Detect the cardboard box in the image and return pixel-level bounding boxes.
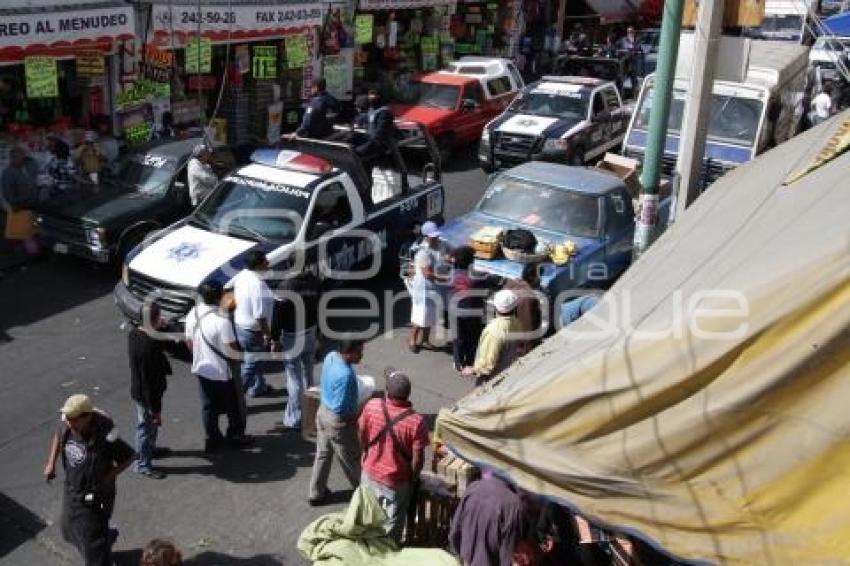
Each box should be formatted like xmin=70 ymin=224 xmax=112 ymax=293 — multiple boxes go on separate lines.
xmin=595 ymin=153 xmax=641 ymax=197
xmin=301 ymin=387 xmax=321 ymax=442
xmin=684 ymin=0 xmax=765 ymax=28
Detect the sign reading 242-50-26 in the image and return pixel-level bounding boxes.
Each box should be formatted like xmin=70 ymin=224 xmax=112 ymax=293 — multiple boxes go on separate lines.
xmin=152 ymin=4 xmax=322 ymax=36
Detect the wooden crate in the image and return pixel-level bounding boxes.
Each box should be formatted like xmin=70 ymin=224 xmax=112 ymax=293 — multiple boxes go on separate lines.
xmin=684 ymin=0 xmax=765 ymax=28
xmin=404 ymin=472 xmax=459 ymax=548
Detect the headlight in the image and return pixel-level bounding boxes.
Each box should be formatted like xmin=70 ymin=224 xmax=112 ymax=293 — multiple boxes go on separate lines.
xmin=543 ymin=138 xmax=570 ymax=151
xmin=121 ymin=263 xmax=130 ymax=286
xmin=87 ymin=227 xmax=107 ymax=248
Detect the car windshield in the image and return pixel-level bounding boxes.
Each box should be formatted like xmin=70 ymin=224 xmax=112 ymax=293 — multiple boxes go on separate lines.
xmin=414 ymin=83 xmax=460 ymax=110
xmin=508 ymin=90 xmax=589 ymax=120
xmin=477 ymin=175 xmax=601 ymax=238
xmin=634 ymin=86 xmax=763 ymax=147
xmin=194 ymin=176 xmax=311 ymax=243
xmin=110 ymin=155 xmax=176 ymax=195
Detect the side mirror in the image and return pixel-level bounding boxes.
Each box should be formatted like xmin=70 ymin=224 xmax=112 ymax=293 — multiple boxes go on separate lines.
xmin=462 ymin=99 xmax=479 ymax=112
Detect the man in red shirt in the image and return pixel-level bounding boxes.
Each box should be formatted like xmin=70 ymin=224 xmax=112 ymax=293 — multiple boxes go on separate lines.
xmin=358 ymin=368 xmax=430 ymax=543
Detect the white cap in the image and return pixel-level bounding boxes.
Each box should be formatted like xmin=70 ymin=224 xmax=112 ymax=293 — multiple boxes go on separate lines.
xmin=491 ymin=289 xmax=518 ymax=314
xmin=421 ymin=221 xmax=441 ymax=238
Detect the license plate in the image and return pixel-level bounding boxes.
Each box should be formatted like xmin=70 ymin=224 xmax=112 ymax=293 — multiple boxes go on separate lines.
xmin=53 ymin=242 xmax=68 ymax=254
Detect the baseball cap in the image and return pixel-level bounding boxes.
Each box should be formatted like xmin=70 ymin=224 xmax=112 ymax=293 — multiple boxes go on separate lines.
xmin=491 ymin=289 xmax=518 ymax=314
xmin=61 ymin=394 xmax=93 ymax=419
xmin=421 ymin=221 xmax=441 ymax=238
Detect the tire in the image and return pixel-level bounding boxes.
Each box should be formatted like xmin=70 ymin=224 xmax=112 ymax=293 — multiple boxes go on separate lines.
xmin=568 ymin=147 xmax=586 ymax=166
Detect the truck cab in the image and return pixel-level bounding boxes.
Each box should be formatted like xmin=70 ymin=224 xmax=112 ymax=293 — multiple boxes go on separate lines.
xmin=114 ymin=135 xmax=444 ymax=325
xmin=479 ymin=76 xmax=628 ymax=171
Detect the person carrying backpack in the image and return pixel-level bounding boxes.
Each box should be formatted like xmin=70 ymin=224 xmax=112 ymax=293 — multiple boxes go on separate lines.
xmin=358 ymin=368 xmax=430 ymax=543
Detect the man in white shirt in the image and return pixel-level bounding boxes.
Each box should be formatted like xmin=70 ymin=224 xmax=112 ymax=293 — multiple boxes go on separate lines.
xmin=231 ymin=250 xmax=274 ymax=397
xmin=812 ymin=88 xmax=834 ymax=126
xmin=185 ymin=280 xmax=249 ymax=453
xmin=187 ymin=145 xmax=218 ymax=206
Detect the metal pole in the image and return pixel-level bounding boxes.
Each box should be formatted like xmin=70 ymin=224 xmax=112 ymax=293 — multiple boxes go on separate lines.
xmin=634 ymin=0 xmax=685 ymax=259
xmin=672 ymin=0 xmax=724 ymax=223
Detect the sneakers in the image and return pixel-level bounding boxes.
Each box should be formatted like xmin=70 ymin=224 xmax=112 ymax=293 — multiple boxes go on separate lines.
xmin=308 ymin=489 xmax=330 ymax=507
xmin=137 ymin=469 xmax=166 ymax=480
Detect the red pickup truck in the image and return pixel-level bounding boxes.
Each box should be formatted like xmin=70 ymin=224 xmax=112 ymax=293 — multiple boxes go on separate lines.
xmin=391 ymin=70 xmax=520 ymax=163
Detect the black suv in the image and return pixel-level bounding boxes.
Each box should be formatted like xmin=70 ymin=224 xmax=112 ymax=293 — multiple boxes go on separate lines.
xmin=34 ymin=137 xmax=239 ymax=264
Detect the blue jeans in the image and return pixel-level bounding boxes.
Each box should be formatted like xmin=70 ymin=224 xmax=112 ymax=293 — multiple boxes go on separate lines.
xmin=236 ymin=326 xmax=267 ymax=396
xmin=133 ymin=402 xmax=158 ymax=473
xmin=280 ymin=328 xmax=317 ymax=428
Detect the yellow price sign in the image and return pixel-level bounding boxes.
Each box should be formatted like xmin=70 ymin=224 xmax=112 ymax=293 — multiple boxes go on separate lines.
xmin=355 ymin=14 xmax=373 ymax=45
xmin=252 ymin=46 xmax=278 ymax=79
xmin=285 ymin=36 xmax=308 ymax=68
xmin=185 ymin=37 xmax=211 ymax=74
xmin=25 ymin=57 xmax=58 ymax=99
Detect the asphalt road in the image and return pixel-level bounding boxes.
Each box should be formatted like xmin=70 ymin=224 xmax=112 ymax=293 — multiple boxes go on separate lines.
xmin=0 ymin=152 xmax=488 ymax=565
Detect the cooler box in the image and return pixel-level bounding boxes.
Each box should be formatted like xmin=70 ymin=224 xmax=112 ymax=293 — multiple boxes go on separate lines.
xmin=302 ymin=387 xmax=321 ymax=442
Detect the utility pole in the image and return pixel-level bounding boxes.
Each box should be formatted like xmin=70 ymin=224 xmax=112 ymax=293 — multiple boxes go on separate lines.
xmin=633 ymin=0 xmax=684 ymax=259
xmin=672 ymin=0 xmax=724 ymax=223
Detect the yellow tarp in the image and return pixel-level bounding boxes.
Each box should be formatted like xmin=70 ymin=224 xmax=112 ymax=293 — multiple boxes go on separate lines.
xmin=437 ymin=112 xmax=850 ymax=565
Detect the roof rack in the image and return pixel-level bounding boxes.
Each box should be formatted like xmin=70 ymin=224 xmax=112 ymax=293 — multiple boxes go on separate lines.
xmin=540 ymin=75 xmax=605 ymax=85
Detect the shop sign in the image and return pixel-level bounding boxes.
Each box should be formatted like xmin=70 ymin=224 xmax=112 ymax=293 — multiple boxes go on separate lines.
xmin=185 ymin=37 xmax=211 ymax=74
xmin=267 ymin=101 xmax=283 ymax=143
xmin=187 ymin=74 xmax=217 ymax=90
xmin=285 ymin=35 xmax=308 ymax=68
xmin=25 ymin=57 xmax=58 ymax=99
xmin=0 ymin=6 xmax=134 ymax=50
xmin=151 ymin=4 xmax=322 ymax=38
xmin=358 ymin=0 xmax=455 ymax=10
xmin=252 ymin=46 xmax=278 ymax=79
xmin=235 ymin=45 xmax=250 ymax=74
xmin=116 ymin=79 xmax=171 ymax=110
xmin=355 ymin=14 xmax=373 ymax=45
xmin=119 ymin=104 xmax=154 ymax=146
xmin=144 ymin=44 xmax=173 ymax=68
xmin=76 ymin=51 xmax=105 ymax=77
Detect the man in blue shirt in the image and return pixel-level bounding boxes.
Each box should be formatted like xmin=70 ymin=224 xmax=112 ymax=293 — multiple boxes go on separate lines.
xmin=308 ymin=339 xmax=364 ymax=505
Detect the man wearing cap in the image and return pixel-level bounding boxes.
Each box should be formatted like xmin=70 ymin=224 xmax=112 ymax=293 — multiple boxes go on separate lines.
xmin=43 ymin=394 xmax=134 ymax=566
xmin=358 ymin=368 xmax=430 ymax=542
xmin=408 ymin=221 xmax=443 ymax=353
xmin=462 ymin=289 xmax=521 ymax=385
xmin=187 ymin=145 xmax=218 ymax=206
xmin=295 ymin=77 xmax=339 ymax=139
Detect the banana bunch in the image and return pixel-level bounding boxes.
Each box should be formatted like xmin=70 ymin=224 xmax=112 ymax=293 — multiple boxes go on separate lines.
xmin=549 ymin=240 xmax=578 ymax=266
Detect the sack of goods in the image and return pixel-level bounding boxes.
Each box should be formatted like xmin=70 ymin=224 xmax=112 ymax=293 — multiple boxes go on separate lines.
xmin=502 ymin=228 xmax=537 ymax=253
xmin=549 ymin=240 xmax=578 ymax=265
xmin=469 ymin=226 xmax=503 ymax=259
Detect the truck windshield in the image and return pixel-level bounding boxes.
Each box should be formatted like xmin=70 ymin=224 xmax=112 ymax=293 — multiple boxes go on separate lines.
xmin=111 ymin=157 xmax=176 ymax=195
xmin=508 ymin=91 xmax=588 ymax=121
xmin=194 ymin=176 xmax=311 ymax=243
xmin=414 ymin=83 xmax=460 ymax=110
xmin=633 ymin=86 xmax=763 ymax=147
xmin=478 ymin=176 xmax=600 ymax=238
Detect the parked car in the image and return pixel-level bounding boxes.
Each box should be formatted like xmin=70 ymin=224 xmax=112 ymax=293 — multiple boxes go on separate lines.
xmin=439 ymin=162 xmax=670 ymax=313
xmin=391 ymin=64 xmax=522 ymax=163
xmin=33 ymin=137 xmax=240 ymax=264
xmin=114 ymin=130 xmax=445 ymax=325
xmin=479 ymin=76 xmax=628 ymax=171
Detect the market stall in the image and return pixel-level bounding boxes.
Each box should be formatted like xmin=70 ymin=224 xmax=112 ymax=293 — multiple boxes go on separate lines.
xmin=0 ymin=1 xmax=135 ymax=165
xmin=135 ymin=1 xmax=323 ymax=145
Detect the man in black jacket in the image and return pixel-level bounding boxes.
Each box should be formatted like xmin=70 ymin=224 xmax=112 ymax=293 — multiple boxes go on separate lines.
xmin=128 ymin=303 xmax=171 ymax=479
xmin=355 ymin=89 xmax=397 ymax=173
xmin=296 ymin=78 xmax=339 ymax=139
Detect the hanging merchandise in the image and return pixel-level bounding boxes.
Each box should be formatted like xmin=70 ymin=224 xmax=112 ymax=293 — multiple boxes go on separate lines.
xmin=142 ymin=44 xmax=172 ymax=83
xmin=252 ymin=46 xmax=278 ymax=79
xmin=267 ymin=101 xmax=283 ymax=143
xmin=323 ymin=7 xmax=344 ymax=55
xmin=235 ymin=45 xmax=251 ymax=74
xmin=286 ymin=35 xmax=309 ymax=68
xmin=25 ymin=57 xmax=58 ymax=99
xmin=355 ymin=14 xmax=374 ymax=45
xmin=185 ymin=37 xmax=211 ymax=74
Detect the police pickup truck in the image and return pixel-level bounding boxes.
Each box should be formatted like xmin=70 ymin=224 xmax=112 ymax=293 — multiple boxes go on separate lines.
xmin=114 ymin=135 xmax=444 ymax=324
xmin=478 ymin=76 xmax=628 ymax=171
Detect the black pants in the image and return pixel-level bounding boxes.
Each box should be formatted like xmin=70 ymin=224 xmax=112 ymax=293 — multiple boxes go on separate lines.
xmin=196 ymin=375 xmax=245 ymax=441
xmin=452 ymin=315 xmax=483 ymax=369
xmin=61 ymin=492 xmax=115 ymax=566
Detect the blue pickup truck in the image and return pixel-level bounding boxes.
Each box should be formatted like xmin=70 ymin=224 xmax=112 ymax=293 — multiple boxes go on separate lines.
xmin=114 ymin=135 xmax=444 ymax=324
xmin=439 ymin=162 xmax=666 ymax=311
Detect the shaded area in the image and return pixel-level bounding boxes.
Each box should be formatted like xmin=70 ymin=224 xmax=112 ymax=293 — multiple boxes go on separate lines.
xmin=0 ymin=491 xmax=48 ymax=560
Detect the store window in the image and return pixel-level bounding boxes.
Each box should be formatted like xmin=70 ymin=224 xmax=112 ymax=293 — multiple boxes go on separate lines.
xmin=486 ymin=76 xmax=513 ymax=97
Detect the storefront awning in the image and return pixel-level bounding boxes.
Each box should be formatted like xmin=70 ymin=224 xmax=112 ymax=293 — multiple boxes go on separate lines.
xmin=0 ymin=2 xmax=135 ymax=63
xmin=148 ymin=3 xmax=323 ymax=48
xmin=358 ymin=0 xmax=456 ymax=10
xmin=584 ymin=0 xmax=639 ymax=23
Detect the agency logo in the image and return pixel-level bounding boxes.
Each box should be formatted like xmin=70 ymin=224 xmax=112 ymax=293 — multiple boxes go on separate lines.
xmin=167 ymin=242 xmax=204 ymax=262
